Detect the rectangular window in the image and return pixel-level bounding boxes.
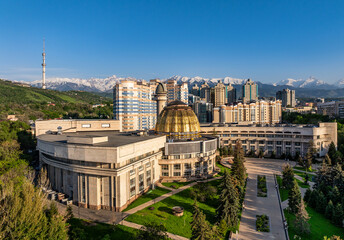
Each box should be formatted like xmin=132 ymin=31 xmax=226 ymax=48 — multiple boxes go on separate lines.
xmin=174 ymin=164 xmax=181 ymax=170
xmin=174 ymin=172 xmax=181 ymax=177
xmin=184 ymin=163 xmax=191 ymax=169
xmin=82 ymin=124 xmax=91 ymax=128
xmin=81 ymin=174 xmax=86 ymax=203
xmin=161 ymin=165 xmax=169 ymax=170
xmin=130 ymin=178 xmax=136 ymax=197
xmin=139 ymin=174 xmax=144 ymax=191
xmin=138 ymin=166 xmax=144 ymax=172
xmin=267 ymin=141 xmax=273 ymax=145
xmin=259 ymin=140 xmax=265 ymax=145
xmin=276 ymin=141 xmax=282 ymax=145
xmin=130 ymin=169 xmax=135 ymax=176
xmin=146 ymin=162 xmax=151 ymax=168
xmin=146 ymin=170 xmax=151 ymax=185
xmin=101 ymin=123 xmax=110 ymax=128
xmin=162 ymin=172 xmax=169 ymax=176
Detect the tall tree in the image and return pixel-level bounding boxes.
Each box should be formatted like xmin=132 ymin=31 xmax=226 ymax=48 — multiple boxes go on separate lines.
xmin=282 ymin=164 xmax=294 ymax=190
xmin=325 ymin=200 xmax=334 ymax=220
xmin=288 ymin=179 xmax=302 ymax=214
xmin=191 ymin=200 xmax=212 ymax=240
xmin=228 ymin=143 xmax=234 ymax=156
xmin=332 ymin=203 xmax=344 ymax=226
xmin=231 ymin=141 xmax=246 ymax=187
xmin=294 ymin=199 xmax=310 ymax=235
xmin=328 ymin=141 xmax=337 ymax=162
xmin=216 ymin=170 xmax=239 ymax=228
xmin=137 ymin=222 xmax=168 ymax=240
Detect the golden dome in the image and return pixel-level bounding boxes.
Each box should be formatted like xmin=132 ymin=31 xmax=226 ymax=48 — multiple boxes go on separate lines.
xmin=155 ymin=100 xmax=201 ymax=140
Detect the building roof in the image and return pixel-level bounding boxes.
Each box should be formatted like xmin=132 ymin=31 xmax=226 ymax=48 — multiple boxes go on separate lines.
xmin=155 ymin=100 xmax=201 ymax=140
xmin=37 ymin=131 xmax=165 ymax=148
xmin=156 ymin=82 xmax=167 ymax=94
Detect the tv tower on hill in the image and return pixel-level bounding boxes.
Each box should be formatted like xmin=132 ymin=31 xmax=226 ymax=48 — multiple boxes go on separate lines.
xmin=42 ymin=39 xmax=46 ymax=89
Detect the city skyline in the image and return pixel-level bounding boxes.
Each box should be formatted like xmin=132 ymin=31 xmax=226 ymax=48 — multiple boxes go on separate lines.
xmin=1 ymin=1 xmax=344 ymax=83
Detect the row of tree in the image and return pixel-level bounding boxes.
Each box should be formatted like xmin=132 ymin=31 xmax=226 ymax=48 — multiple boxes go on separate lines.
xmin=304 ymin=158 xmax=344 ymax=227
xmin=191 ymin=141 xmax=246 ymax=239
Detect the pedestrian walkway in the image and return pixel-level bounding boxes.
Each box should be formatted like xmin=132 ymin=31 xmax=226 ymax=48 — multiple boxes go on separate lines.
xmin=121 ymin=220 xmax=188 ymax=240
xmin=237 ymin=158 xmax=287 ymax=240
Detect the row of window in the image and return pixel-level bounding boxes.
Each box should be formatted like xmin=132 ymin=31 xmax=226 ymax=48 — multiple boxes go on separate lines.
xmin=129 ymin=170 xmax=152 ymax=197
xmin=81 ymin=123 xmax=110 ymax=128
xmin=161 ymin=161 xmax=212 ymax=171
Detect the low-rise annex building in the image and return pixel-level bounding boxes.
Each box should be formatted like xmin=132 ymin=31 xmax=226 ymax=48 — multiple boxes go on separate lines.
xmin=200 ymin=122 xmax=337 ymax=157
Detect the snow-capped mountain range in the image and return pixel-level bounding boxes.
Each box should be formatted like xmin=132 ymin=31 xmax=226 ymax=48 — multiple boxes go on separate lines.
xmin=29 ymin=75 xmax=344 ymax=92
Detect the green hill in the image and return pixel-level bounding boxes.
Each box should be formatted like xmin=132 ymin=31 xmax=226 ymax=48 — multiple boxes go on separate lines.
xmin=0 ymin=79 xmax=111 ymax=104
xmin=0 ymin=80 xmax=113 ymax=121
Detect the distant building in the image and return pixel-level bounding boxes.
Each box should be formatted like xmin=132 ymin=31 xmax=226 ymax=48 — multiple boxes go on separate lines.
xmin=213 ymin=81 xmax=227 ymax=107
xmin=7 ymin=115 xmax=18 ymax=122
xmin=242 ymin=79 xmax=258 ymax=103
xmin=200 ymin=83 xmax=211 ymax=102
xmin=317 ymin=101 xmax=344 ymax=118
xmin=166 ymin=79 xmax=188 ymax=104
xmin=276 ymin=88 xmax=296 ymax=107
xmin=113 ymin=79 xmax=158 ymax=131
xmin=213 ymin=100 xmax=282 ymax=125
xmin=227 ymin=84 xmax=236 ymax=104
xmin=193 ymin=101 xmax=213 ymax=123
xmin=191 ymin=85 xmax=200 ymax=96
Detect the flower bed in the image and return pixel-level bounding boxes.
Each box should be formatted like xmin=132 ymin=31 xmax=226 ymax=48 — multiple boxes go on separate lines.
xmin=257 ymin=175 xmax=267 ymax=197
xmin=256 ymin=215 xmax=270 ymax=232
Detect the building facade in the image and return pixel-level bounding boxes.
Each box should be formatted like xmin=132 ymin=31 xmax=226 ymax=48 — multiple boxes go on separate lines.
xmin=166 ymin=79 xmax=188 ymax=104
xmin=37 ymin=131 xmax=166 ymax=211
xmin=242 ymin=79 xmax=258 ymax=103
xmin=200 ymin=83 xmax=211 ymax=102
xmin=276 ymin=88 xmax=296 ymax=107
xmin=113 ymin=79 xmax=158 ymax=131
xmin=227 ymin=84 xmax=237 ymax=104
xmin=192 ymin=101 xmax=213 ymax=123
xmin=212 ymin=100 xmax=282 ymax=125
xmin=201 ymin=122 xmax=337 ymax=157
xmin=34 ymin=119 xmax=121 ymax=136
xmin=213 ymin=81 xmax=228 ymax=107
xmin=317 ymin=101 xmax=344 ymax=118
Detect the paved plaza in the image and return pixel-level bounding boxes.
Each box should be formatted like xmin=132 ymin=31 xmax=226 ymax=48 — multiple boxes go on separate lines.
xmin=237 ymin=158 xmax=288 ymax=240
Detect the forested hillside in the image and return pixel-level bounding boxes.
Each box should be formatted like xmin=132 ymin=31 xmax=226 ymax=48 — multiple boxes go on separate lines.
xmin=0 ymin=80 xmax=113 ymax=121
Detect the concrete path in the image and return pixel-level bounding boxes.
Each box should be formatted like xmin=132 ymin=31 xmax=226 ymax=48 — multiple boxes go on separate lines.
xmin=237 ymin=158 xmax=287 ymax=240
xmin=121 ymin=220 xmax=188 ymax=240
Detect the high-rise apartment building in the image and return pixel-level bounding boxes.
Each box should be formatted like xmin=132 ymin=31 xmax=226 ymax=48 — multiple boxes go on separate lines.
xmin=113 ymin=79 xmax=158 ymax=131
xmin=200 ymin=83 xmax=211 ymax=102
xmin=242 ymin=79 xmax=258 ymax=103
xmin=166 ymin=79 xmax=188 ymax=104
xmin=317 ymin=101 xmax=344 ymax=118
xmin=192 ymin=101 xmax=213 ymax=123
xmin=191 ymin=85 xmax=200 ymax=96
xmin=276 ymin=88 xmax=296 ymax=107
xmin=213 ymin=81 xmax=227 ymax=107
xmin=213 ymin=100 xmax=282 ymax=125
xmin=227 ymin=83 xmax=236 ymax=104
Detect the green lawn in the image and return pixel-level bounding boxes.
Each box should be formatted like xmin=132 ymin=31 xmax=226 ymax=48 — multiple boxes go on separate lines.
xmin=68 ymin=218 xmax=141 ymax=239
xmin=124 ymin=187 xmax=171 ymax=211
xmin=295 ymin=178 xmax=310 ymax=189
xmin=126 ymin=179 xmax=223 ymax=238
xmin=293 ymin=166 xmax=316 ymax=172
xmin=284 ymin=207 xmax=344 ymax=240
xmin=161 ymin=181 xmax=193 ymax=189
xmin=276 ymin=175 xmax=289 ymax=201
xmin=215 ymin=162 xmax=231 ymax=176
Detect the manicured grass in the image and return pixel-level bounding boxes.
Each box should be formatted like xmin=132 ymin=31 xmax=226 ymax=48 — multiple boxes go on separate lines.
xmin=276 ymin=175 xmax=289 ymax=202
xmin=215 ymin=162 xmax=231 ymax=176
xmin=68 ymin=218 xmax=141 ymax=239
xmin=162 ymin=181 xmax=193 ymax=189
xmin=257 ymin=175 xmax=267 ymax=197
xmin=126 ymin=179 xmax=222 ymax=238
xmin=284 ymin=207 xmax=344 ymax=240
xmin=124 ymin=187 xmax=171 ymax=211
xmin=293 ymin=166 xmax=315 ymax=172
xmin=295 ymin=178 xmax=310 ymax=189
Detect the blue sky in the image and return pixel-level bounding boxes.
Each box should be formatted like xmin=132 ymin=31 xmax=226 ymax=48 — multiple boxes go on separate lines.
xmin=0 ymin=0 xmax=344 ymax=83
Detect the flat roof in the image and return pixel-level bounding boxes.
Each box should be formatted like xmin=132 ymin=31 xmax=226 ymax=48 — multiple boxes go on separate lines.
xmin=38 ymin=131 xmax=164 ymax=147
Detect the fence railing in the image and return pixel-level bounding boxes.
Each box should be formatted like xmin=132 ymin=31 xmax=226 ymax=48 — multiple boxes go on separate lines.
xmin=274 ymin=174 xmax=290 ymax=240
